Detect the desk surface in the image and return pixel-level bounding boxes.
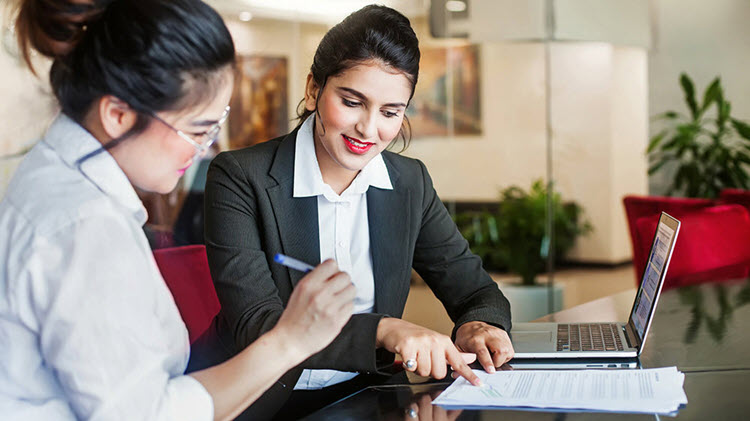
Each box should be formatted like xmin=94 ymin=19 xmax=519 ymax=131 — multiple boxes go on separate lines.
xmin=305 ymin=370 xmax=750 ymax=420
xmin=305 ymin=278 xmax=750 ymax=420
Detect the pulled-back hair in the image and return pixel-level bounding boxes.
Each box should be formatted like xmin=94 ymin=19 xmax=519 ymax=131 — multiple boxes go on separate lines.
xmin=14 ymin=0 xmax=235 ymax=143
xmin=298 ymin=5 xmax=420 ymax=150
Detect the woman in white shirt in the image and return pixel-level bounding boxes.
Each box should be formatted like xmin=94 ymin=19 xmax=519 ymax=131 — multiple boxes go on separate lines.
xmin=0 ymin=1 xmax=354 ymax=420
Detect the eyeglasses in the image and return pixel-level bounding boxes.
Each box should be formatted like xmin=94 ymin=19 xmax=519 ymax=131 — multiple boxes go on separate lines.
xmin=150 ymin=106 xmax=230 ymax=159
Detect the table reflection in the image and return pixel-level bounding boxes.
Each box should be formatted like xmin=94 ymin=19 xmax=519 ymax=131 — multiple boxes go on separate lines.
xmin=640 ymin=278 xmax=750 ymax=371
xmin=302 ymin=383 xmax=472 ymax=421
xmin=675 ymin=279 xmax=750 ymax=344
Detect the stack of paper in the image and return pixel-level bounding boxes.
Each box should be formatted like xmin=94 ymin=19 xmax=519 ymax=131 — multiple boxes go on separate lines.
xmin=433 ymin=367 xmax=687 ymax=414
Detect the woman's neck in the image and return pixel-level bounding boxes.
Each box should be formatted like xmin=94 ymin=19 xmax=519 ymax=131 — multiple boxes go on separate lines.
xmin=312 ymin=135 xmax=358 ymax=196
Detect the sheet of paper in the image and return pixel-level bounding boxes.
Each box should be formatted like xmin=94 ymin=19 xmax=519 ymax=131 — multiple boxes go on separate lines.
xmin=433 ymin=367 xmax=687 ymax=414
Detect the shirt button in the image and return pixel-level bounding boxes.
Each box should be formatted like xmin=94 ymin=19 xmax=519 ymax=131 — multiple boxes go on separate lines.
xmin=338 ymin=241 xmax=345 ymax=247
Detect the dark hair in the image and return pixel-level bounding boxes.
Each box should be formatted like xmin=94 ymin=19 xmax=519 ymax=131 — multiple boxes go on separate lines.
xmin=297 ymin=4 xmax=420 ymax=151
xmin=15 ymin=0 xmax=235 ymax=149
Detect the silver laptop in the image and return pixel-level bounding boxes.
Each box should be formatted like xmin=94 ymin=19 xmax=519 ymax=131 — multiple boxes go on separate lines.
xmin=511 ymin=212 xmax=680 ymax=359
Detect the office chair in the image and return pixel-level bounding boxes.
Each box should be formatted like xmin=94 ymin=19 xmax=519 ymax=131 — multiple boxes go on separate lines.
xmin=153 ymin=245 xmax=220 ymax=343
xmin=623 ymin=195 xmax=716 ymax=283
xmin=720 ymin=188 xmax=750 ymax=212
xmin=634 ymin=204 xmax=750 ymax=289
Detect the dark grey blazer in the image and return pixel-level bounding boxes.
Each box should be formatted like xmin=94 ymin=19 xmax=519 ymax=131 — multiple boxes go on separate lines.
xmin=203 ymin=127 xmax=511 ymax=380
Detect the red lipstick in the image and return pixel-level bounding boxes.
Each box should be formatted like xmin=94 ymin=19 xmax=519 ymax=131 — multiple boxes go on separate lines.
xmin=342 ymin=134 xmax=374 ymax=154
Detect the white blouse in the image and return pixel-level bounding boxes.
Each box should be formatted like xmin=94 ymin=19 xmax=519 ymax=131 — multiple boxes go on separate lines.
xmin=0 ymin=115 xmax=213 ymax=420
xmin=291 ymin=115 xmax=393 ymax=390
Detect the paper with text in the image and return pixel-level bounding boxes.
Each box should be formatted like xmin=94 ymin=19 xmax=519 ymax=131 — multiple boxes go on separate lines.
xmin=433 ymin=367 xmax=687 ymax=414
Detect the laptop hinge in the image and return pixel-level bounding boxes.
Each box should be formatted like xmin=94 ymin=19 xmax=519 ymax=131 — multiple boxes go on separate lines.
xmin=624 ymin=322 xmax=640 ymax=349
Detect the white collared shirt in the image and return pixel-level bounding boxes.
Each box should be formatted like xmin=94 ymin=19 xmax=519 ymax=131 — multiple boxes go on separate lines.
xmin=292 ymin=115 xmax=393 ymax=390
xmin=0 ymin=115 xmax=213 ymax=420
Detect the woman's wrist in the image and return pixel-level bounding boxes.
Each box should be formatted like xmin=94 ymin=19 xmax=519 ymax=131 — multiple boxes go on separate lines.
xmin=375 ymin=317 xmax=397 ymax=349
xmin=257 ymin=327 xmax=307 ymax=368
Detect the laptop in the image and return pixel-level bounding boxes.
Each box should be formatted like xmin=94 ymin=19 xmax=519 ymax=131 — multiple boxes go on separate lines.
xmin=511 ymin=212 xmax=680 ymax=359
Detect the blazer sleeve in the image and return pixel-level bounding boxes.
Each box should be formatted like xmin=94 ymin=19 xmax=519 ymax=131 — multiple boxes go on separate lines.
xmin=410 ymin=159 xmax=512 ymax=338
xmin=204 ymin=152 xmax=389 ymax=374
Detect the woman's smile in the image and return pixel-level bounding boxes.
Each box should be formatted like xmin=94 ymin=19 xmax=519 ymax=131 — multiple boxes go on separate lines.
xmin=342 ymin=134 xmax=374 ymax=154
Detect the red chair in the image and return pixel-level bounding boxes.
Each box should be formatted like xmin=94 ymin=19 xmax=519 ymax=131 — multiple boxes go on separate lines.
xmin=634 ymin=204 xmax=750 ymax=289
xmin=153 ymin=245 xmax=220 ymax=343
xmin=720 ymin=188 xmax=750 ymax=211
xmin=623 ymin=195 xmax=716 ymax=283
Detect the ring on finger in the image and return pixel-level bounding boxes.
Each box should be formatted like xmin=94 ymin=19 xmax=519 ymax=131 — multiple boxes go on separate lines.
xmin=402 ymin=359 xmax=417 ymax=370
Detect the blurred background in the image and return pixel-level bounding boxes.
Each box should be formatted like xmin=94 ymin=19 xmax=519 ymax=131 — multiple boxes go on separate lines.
xmin=2 ymin=0 xmax=749 ymax=331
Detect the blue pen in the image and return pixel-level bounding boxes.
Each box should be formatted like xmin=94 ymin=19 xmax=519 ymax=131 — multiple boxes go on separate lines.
xmin=274 ymin=253 xmax=315 ymax=273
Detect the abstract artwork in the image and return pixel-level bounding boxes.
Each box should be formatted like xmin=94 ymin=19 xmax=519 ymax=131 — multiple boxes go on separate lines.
xmin=407 ymin=44 xmax=482 ymax=138
xmin=228 ymin=55 xmax=289 ymax=149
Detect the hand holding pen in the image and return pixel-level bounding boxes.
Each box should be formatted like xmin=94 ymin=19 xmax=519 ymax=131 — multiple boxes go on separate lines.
xmin=273 ymin=256 xmax=356 ymax=356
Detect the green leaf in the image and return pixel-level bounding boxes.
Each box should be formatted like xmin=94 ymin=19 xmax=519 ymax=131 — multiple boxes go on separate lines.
xmin=718 ymin=100 xmax=731 ymax=128
xmin=648 ymin=159 xmax=669 ymax=175
xmin=673 ymin=165 xmax=686 ymax=191
xmin=647 ymin=131 xmax=668 ymax=153
xmin=732 ymin=119 xmax=750 ymax=140
xmin=652 ymin=111 xmax=681 ymax=121
xmin=729 ymin=165 xmax=748 ymax=189
xmin=737 ymin=153 xmax=750 ymax=166
xmin=700 ymin=77 xmax=722 ymax=114
xmin=680 ymin=73 xmax=699 ymax=119
xmin=661 ymin=134 xmax=686 ymax=152
xmin=736 ymin=283 xmax=750 ymax=306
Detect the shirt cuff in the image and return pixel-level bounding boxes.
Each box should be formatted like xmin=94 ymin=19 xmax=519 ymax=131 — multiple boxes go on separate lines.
xmin=167 ymin=375 xmax=214 ymax=421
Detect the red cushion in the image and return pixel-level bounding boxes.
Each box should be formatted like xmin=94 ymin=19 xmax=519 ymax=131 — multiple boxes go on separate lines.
xmin=634 ymin=205 xmax=750 ymax=289
xmin=719 ymin=188 xmax=750 ymax=211
xmin=153 ymin=245 xmax=220 ymax=343
xmin=623 ymin=195 xmax=716 ymax=283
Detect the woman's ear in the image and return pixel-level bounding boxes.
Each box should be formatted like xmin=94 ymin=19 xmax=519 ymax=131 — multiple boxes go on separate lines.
xmin=98 ymin=95 xmax=138 ymax=140
xmin=304 ymin=73 xmax=320 ymax=112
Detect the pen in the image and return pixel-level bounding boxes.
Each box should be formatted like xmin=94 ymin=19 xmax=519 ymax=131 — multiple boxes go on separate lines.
xmin=274 ymin=253 xmax=315 ymax=273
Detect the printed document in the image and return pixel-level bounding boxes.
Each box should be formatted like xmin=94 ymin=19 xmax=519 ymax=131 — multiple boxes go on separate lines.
xmin=433 ymin=367 xmax=687 ymax=414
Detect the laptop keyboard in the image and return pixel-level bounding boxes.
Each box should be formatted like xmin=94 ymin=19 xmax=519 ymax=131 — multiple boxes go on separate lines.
xmin=556 ymin=323 xmax=625 ymax=352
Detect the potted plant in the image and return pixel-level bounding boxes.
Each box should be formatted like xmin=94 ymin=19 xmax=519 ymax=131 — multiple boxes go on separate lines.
xmin=648 ymin=73 xmax=750 ymax=198
xmin=454 ymin=179 xmax=592 ymax=321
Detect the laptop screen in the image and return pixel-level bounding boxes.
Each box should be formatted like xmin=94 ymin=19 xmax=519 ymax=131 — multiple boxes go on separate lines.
xmin=629 ymin=213 xmax=680 ymax=341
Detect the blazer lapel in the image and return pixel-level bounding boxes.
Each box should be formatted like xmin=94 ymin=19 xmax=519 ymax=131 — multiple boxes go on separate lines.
xmin=368 ymin=158 xmax=410 ymax=315
xmin=267 ymin=130 xmax=320 ymax=287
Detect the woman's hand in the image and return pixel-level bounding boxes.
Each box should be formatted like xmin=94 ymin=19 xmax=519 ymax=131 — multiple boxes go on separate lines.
xmin=190 ymin=260 xmax=354 ymax=421
xmin=376 ymin=318 xmax=482 ymax=386
xmin=274 ymin=259 xmax=356 ymax=357
xmin=454 ymin=321 xmax=514 ymax=373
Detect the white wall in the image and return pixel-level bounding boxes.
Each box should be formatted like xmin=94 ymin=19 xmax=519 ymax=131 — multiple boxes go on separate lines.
xmin=549 ymin=44 xmax=648 ymax=262
xmin=648 ymin=0 xmax=750 ymax=194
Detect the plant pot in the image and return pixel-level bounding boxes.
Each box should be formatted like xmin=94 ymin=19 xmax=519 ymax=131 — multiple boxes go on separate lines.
xmin=496 ymin=280 xmax=564 ymax=323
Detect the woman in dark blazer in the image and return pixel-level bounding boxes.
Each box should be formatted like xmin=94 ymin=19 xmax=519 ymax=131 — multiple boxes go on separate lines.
xmin=203 ymin=5 xmax=514 ymax=419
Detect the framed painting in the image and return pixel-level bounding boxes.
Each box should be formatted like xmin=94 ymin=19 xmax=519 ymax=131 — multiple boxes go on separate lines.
xmin=407 ymin=44 xmax=482 ymax=138
xmin=228 ymin=55 xmax=289 ymax=149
